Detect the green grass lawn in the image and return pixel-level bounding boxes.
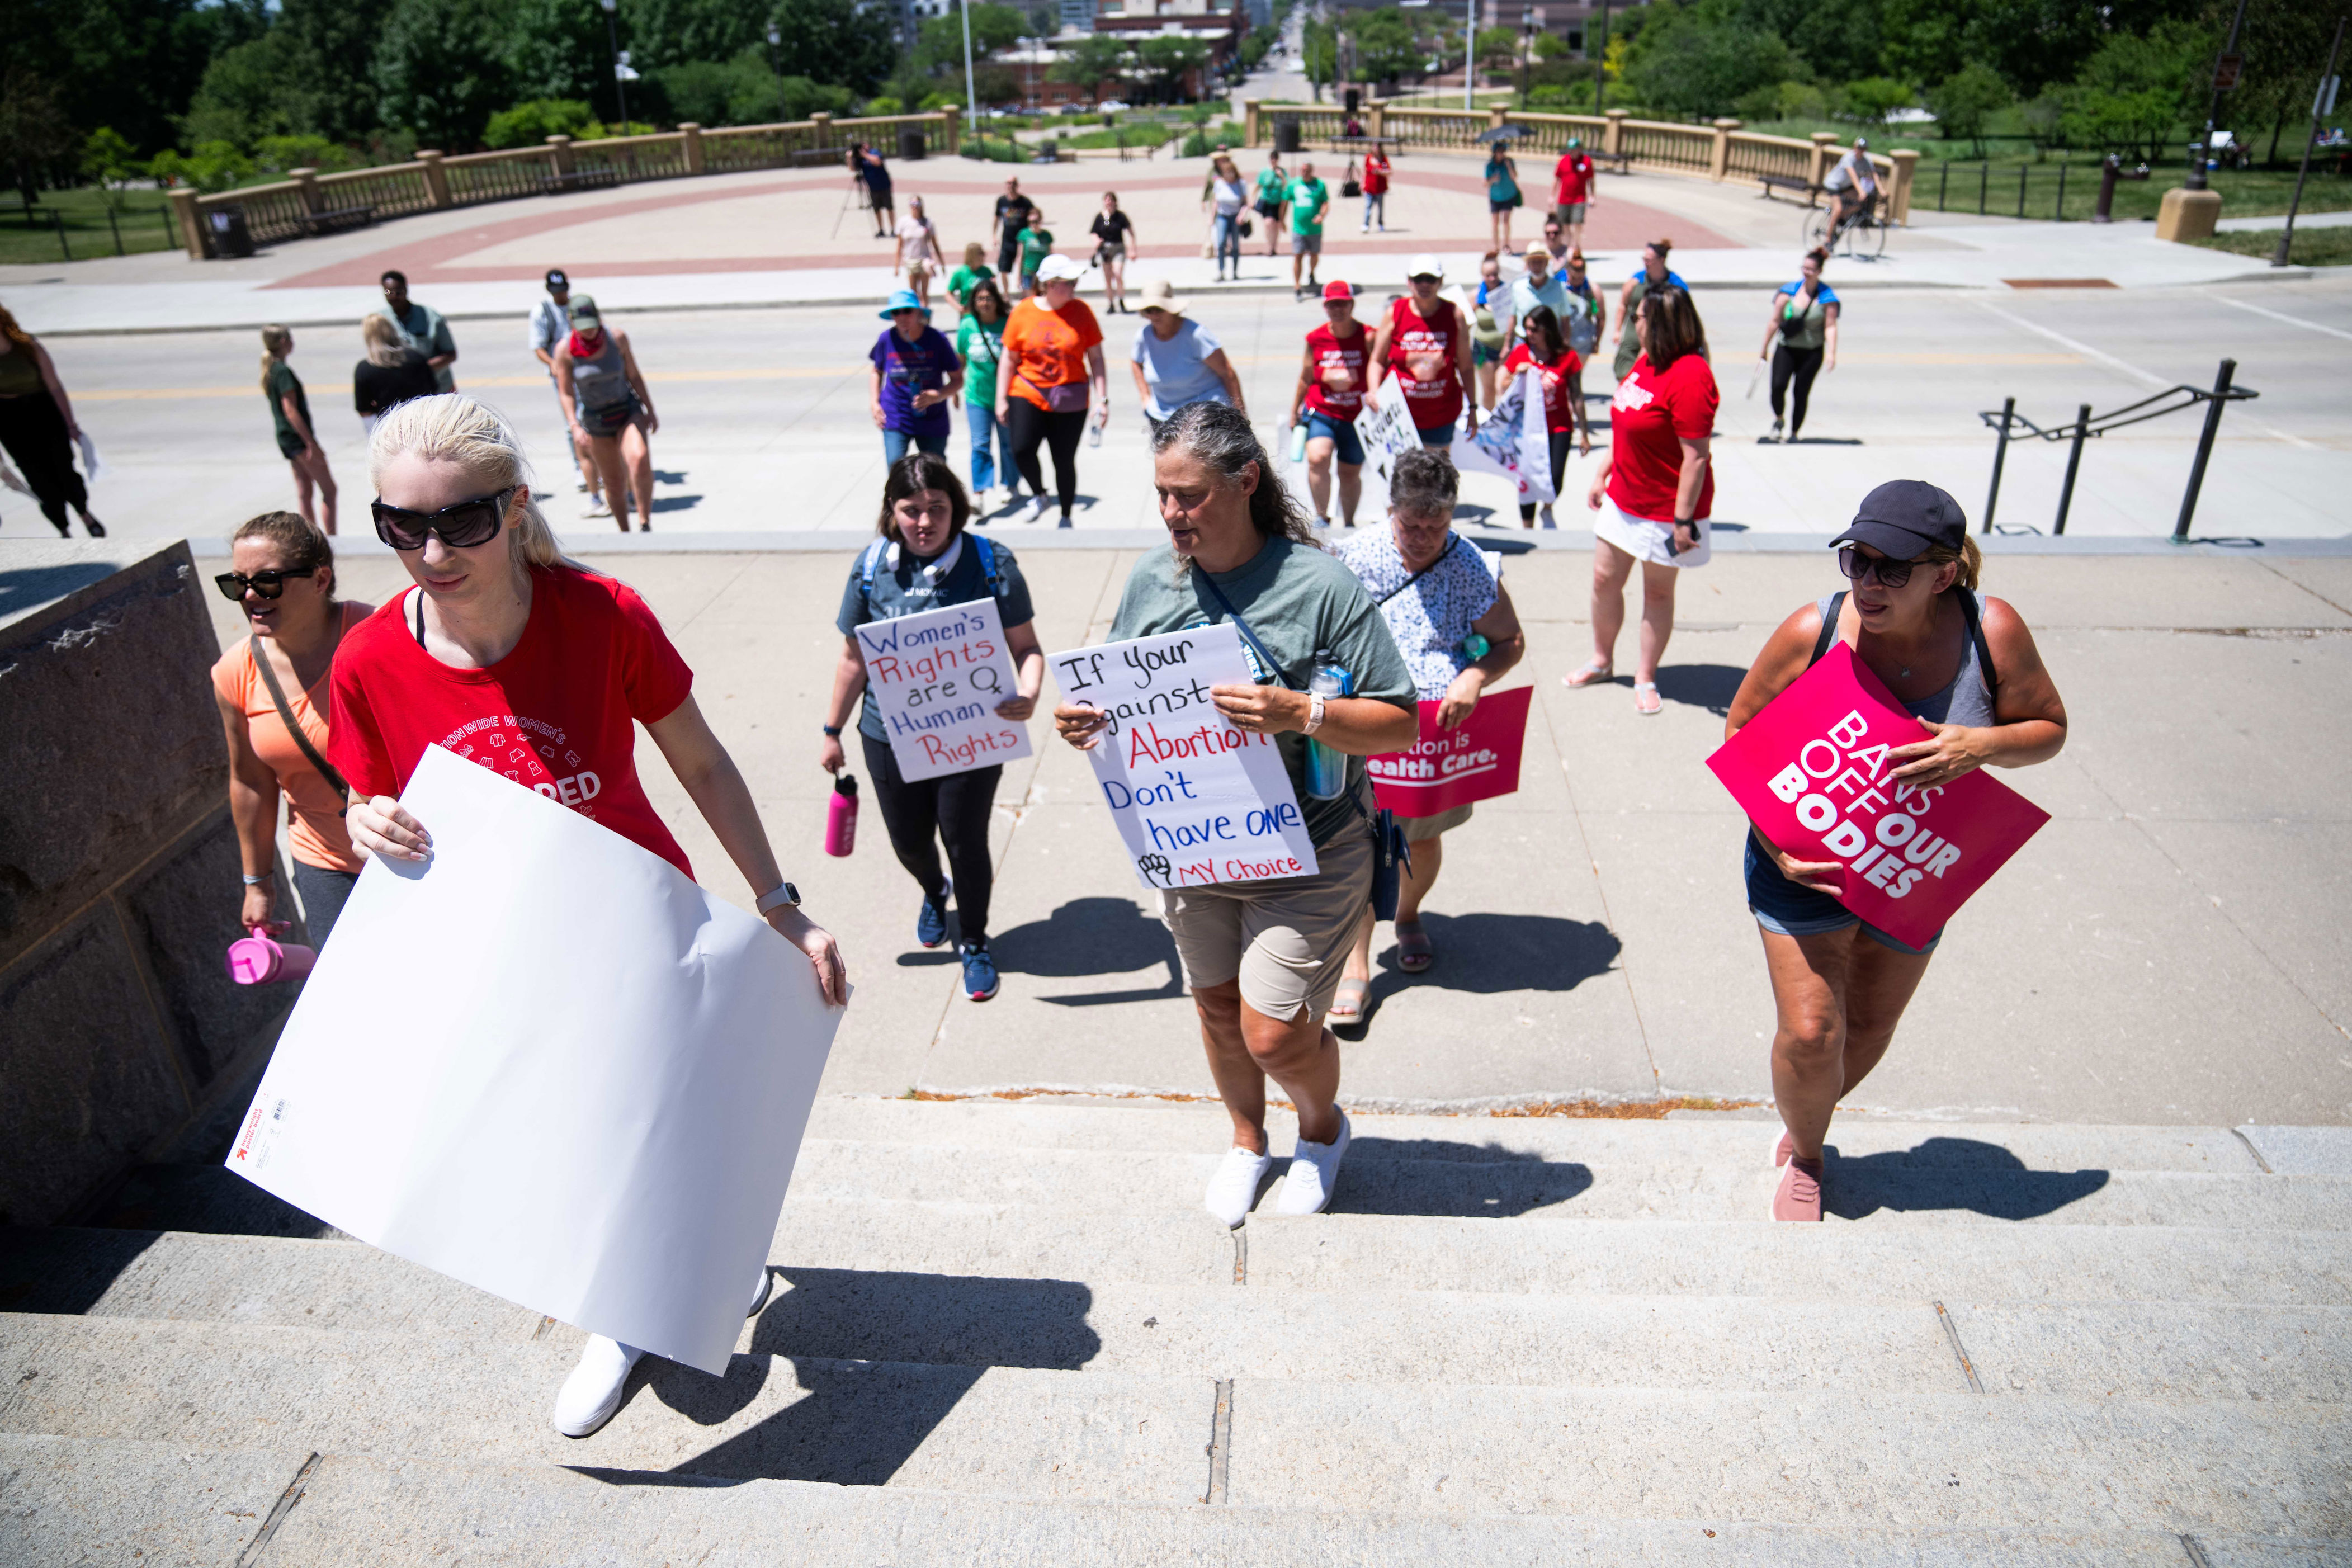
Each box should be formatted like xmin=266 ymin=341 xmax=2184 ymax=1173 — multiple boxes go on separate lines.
xmin=1909 ymin=162 xmax=2350 ymax=224
xmin=0 ymin=186 xmax=185 ymax=266
xmin=2189 ymin=225 xmax=2352 ymax=267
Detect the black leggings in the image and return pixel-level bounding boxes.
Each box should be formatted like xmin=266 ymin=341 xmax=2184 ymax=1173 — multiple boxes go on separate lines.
xmin=1518 ymin=429 xmax=1574 ymax=522
xmin=862 ymin=733 xmax=1003 ymax=946
xmin=1006 ymin=398 xmax=1085 ymax=517
xmin=1770 ymin=344 xmax=1825 ymax=438
xmin=0 ymin=390 xmax=89 ymax=534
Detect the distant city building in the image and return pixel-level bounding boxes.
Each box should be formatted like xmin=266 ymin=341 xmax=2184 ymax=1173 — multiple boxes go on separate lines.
xmin=991 ymin=0 xmax=1248 ymax=108
xmin=1061 ymin=0 xmax=1098 ymax=30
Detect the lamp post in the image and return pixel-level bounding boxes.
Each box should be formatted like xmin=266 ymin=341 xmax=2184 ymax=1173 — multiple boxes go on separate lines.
xmin=1518 ymin=4 xmax=1533 ymax=107
xmin=2276 ymin=16 xmax=2346 ymax=267
xmin=1591 ymin=0 xmax=1609 ymax=117
xmin=768 ymin=21 xmax=787 ymax=122
xmin=960 ymin=0 xmax=980 ymax=140
xmin=1462 ymin=0 xmax=1475 ymax=111
xmin=601 ymin=0 xmax=629 ymax=133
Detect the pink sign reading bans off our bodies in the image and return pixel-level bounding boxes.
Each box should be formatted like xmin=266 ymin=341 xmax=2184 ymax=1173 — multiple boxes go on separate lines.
xmin=1366 ymin=685 xmax=1532 ymax=818
xmin=1706 ymin=642 xmax=2050 ymax=948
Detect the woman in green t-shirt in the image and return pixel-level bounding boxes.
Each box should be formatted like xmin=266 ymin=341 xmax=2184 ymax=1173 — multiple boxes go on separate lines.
xmin=1050 ymin=401 xmax=1419 ymax=1227
xmin=947 ymin=242 xmax=995 ymax=315
xmin=1016 ymin=220 xmax=1054 ymax=296
xmin=956 ymin=279 xmax=1018 ymax=512
xmin=259 ymin=324 xmax=337 ymax=535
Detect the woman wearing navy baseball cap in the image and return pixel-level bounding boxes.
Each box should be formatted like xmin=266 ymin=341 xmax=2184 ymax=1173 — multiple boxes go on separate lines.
xmin=1723 ymin=480 xmax=2070 ymax=1222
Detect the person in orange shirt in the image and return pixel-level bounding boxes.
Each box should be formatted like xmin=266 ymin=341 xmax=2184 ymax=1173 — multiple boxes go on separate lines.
xmin=995 ymin=253 xmax=1108 ymax=527
xmin=211 ymin=511 xmax=375 ymax=944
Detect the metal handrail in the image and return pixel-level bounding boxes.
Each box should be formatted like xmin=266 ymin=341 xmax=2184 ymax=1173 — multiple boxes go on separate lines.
xmin=1977 ymin=360 xmax=2259 ymax=540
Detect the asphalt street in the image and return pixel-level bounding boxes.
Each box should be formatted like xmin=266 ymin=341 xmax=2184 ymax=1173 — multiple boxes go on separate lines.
xmin=20 ymin=271 xmax=2351 ymax=546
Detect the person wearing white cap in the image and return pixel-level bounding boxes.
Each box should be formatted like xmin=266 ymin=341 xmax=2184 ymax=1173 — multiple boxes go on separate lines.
xmin=1129 ymin=278 xmax=1245 ymax=434
xmin=996 ymin=253 xmax=1106 ymax=526
xmin=1368 ymin=256 xmax=1477 ymax=450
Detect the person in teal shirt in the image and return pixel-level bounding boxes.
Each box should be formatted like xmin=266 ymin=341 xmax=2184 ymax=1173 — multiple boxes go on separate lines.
xmin=1016 ymin=220 xmax=1054 ymax=296
xmin=1253 ymin=153 xmax=1288 ymax=257
xmin=1286 ymin=161 xmax=1331 ymax=300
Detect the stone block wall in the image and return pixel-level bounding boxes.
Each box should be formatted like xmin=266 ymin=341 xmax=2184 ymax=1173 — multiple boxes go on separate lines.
xmin=0 ymin=540 xmax=295 ymax=1225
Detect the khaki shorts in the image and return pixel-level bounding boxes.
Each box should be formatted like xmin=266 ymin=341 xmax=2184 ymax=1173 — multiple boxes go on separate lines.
xmin=1160 ymin=824 xmax=1372 ymax=1022
xmin=1402 ymin=801 xmax=1472 ymax=843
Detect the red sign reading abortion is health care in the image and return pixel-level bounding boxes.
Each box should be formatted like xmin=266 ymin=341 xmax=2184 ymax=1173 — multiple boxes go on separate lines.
xmin=1366 ymin=686 xmax=1531 ymax=817
xmin=1706 ymin=643 xmax=2049 ymax=948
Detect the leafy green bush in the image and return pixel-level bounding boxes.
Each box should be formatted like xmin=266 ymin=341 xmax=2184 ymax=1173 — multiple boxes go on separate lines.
xmin=147 ymin=141 xmax=254 ymax=193
xmin=1839 ymin=77 xmax=1916 ymax=125
xmin=254 ymin=135 xmax=360 ymax=174
xmin=1924 ymin=64 xmax=2010 ymax=155
xmin=483 ymin=99 xmax=599 ymax=150
xmin=917 ymin=92 xmax=960 ymax=113
xmin=863 ymin=95 xmax=904 ymax=117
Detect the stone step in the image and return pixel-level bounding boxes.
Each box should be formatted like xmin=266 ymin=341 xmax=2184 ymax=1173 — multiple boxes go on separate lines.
xmin=0 ymin=1320 xmax=2339 ymax=1536
xmin=6 ymin=1235 xmax=2345 ymax=1404
xmin=806 ymin=1098 xmax=2270 ymax=1174
xmin=10 ymin=1434 xmax=2308 ymax=1568
xmin=782 ymin=1140 xmax=2349 ymax=1230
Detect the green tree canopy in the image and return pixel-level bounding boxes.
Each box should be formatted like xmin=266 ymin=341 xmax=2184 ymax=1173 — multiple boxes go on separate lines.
xmin=1622 ymin=0 xmax=1797 ymax=119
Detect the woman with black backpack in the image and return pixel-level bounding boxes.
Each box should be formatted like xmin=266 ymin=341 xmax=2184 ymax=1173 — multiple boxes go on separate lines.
xmin=1758 ymin=248 xmax=1840 ymax=443
xmin=1725 ymin=481 xmax=2068 ymax=1224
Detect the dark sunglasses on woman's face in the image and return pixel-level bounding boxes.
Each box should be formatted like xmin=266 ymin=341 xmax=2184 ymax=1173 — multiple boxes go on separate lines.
xmin=370 ymin=488 xmax=514 ymax=552
xmin=214 ymin=569 xmax=305 ymax=601
xmin=1836 ymin=547 xmax=1918 ymax=589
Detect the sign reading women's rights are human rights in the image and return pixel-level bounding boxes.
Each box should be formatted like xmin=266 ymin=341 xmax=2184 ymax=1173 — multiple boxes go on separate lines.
xmin=1051 ymin=623 xmax=1320 ymax=890
xmin=856 ymin=598 xmax=1032 ymax=784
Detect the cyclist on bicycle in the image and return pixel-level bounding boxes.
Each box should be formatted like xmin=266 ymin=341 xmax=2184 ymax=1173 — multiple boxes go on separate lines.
xmin=1822 ymin=138 xmax=1878 ymax=237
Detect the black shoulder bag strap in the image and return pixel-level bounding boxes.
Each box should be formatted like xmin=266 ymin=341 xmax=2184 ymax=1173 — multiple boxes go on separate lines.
xmin=1811 ymin=587 xmax=1998 ymax=697
xmin=249 ymin=632 xmax=351 ymax=812
xmin=1808 ymin=591 xmax=1846 ymax=667
xmin=1375 ymin=534 xmax=1457 ymax=606
xmin=1193 ymin=568 xmax=1293 ymax=691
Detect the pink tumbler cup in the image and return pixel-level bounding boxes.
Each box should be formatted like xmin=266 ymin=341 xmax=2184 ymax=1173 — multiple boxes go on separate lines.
xmin=826 ymin=774 xmax=859 ymax=857
xmin=225 ymin=928 xmax=317 ymax=986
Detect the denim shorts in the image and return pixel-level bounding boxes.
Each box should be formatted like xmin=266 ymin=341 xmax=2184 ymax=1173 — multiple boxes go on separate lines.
xmin=1302 ymin=410 xmax=1364 ymax=466
xmin=1416 ymin=419 xmax=1456 ymax=448
xmin=1742 ymin=833 xmax=1940 ymax=955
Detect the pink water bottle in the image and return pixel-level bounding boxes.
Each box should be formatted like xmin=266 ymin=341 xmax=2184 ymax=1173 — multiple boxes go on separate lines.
xmin=225 ymin=927 xmax=316 ymax=985
xmin=826 ymin=774 xmax=860 ymax=857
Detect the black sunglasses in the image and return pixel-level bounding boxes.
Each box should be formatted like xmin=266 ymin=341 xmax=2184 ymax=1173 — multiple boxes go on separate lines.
xmin=214 ymin=569 xmax=306 ymax=601
xmin=1836 ymin=547 xmax=1919 ymax=589
xmin=371 ymin=488 xmax=514 ymax=552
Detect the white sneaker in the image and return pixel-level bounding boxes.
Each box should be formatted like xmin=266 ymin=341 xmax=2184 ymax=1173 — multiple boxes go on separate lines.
xmin=552 ymin=1335 xmax=643 ymax=1438
xmin=1204 ymin=1145 xmax=1274 ymax=1228
xmin=748 ymin=1267 xmax=772 ymax=1316
xmin=1276 ymin=1112 xmax=1352 ymax=1216
xmin=1024 ymin=495 xmax=1047 ymax=523
xmin=1539 ymin=502 xmax=1556 ymax=528
xmin=584 ymin=495 xmax=612 ymax=518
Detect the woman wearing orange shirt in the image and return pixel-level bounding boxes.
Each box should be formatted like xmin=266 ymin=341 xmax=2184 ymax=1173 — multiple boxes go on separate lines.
xmin=995 ymin=253 xmax=1107 ymax=527
xmin=211 ymin=511 xmax=375 ymax=944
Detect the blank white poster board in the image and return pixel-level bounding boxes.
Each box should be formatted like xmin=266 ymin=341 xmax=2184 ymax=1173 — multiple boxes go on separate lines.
xmin=226 ymin=744 xmax=843 ymax=1375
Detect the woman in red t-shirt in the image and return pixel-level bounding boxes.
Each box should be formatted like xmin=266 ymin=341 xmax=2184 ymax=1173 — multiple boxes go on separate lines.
xmin=1286 ymin=280 xmax=1371 ymax=527
xmin=1499 ymin=305 xmax=1590 ymax=529
xmin=330 ymin=395 xmax=847 ymax=1440
xmin=1368 ymin=258 xmax=1478 ymax=448
xmin=1569 ymin=284 xmax=1717 ymax=715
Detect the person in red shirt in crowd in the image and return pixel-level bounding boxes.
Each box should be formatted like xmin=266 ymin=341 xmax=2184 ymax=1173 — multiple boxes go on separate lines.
xmin=1553 ymin=136 xmax=1598 ymax=252
xmin=329 ymin=394 xmax=848 ymax=1441
xmin=1368 ymin=255 xmax=1479 ymax=450
xmin=1499 ymin=304 xmax=1590 ymax=529
xmin=1359 ymin=144 xmax=1391 ymax=233
xmin=1565 ymin=285 xmax=1717 ymax=715
xmin=1288 ymin=280 xmax=1372 ymax=528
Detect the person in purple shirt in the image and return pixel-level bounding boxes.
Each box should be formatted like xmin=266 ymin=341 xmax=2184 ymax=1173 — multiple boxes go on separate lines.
xmin=870 ymin=287 xmax=964 ymax=464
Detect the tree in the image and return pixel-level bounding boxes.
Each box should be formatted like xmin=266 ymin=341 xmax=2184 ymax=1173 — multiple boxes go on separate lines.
xmin=917 ymin=2 xmax=1026 ymax=75
xmin=372 ymin=0 xmax=519 ymax=149
xmin=1924 ymin=62 xmax=2010 ymax=154
xmin=483 ymin=97 xmax=601 ymax=148
xmin=1840 ymin=75 xmax=1917 ymax=125
xmin=1348 ymin=7 xmax=1428 ymax=86
xmin=0 ymin=68 xmax=78 ymax=205
xmin=2059 ymin=19 xmax=2211 ymax=161
xmin=79 ymin=126 xmax=143 ymax=210
xmin=1621 ymin=0 xmax=1796 ymax=120
xmin=1138 ymin=36 xmax=1209 ymax=103
xmin=1050 ymin=33 xmax=1132 ymax=97
xmin=2222 ymin=0 xmax=2344 ymax=164
xmin=1300 ymin=17 xmax=1336 ymax=100
xmin=769 ymin=0 xmax=899 ymax=94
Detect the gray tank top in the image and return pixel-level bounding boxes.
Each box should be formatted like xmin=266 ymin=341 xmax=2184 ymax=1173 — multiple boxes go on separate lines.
xmin=568 ymin=331 xmax=630 ymax=412
xmin=1814 ymin=591 xmax=1995 ymax=728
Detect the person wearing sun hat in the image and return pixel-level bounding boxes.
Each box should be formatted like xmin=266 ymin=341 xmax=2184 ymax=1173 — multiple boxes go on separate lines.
xmin=1130 ymin=277 xmax=1245 ymax=434
xmin=1509 ymin=240 xmax=1571 ymax=345
xmin=1368 ymin=254 xmax=1477 ymax=450
xmin=1723 ymin=480 xmax=2070 ymax=1222
xmin=869 ymin=285 xmax=964 ymax=465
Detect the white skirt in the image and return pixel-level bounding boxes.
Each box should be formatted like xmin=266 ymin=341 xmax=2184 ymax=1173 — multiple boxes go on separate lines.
xmin=1593 ymin=495 xmax=1711 ymax=569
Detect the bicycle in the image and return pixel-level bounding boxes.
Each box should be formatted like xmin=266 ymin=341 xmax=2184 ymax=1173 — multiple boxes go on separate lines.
xmin=1802 ymin=195 xmax=1888 ymax=261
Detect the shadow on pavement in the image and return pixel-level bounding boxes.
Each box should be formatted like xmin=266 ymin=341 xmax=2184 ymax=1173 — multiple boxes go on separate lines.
xmin=1824 ymin=1137 xmax=2110 ymax=1221
xmin=1354 ymin=912 xmax=1619 ymax=1027
xmin=649 ymin=493 xmax=703 ymax=512
xmin=0 ymin=561 xmax=121 ymax=617
xmin=1325 ymin=1137 xmax=1595 ymax=1218
xmin=639 ymin=1268 xmax=1100 ymax=1486
xmin=990 ymin=896 xmax=1183 ymax=1005
xmin=1654 ymin=661 xmax=1748 ymax=716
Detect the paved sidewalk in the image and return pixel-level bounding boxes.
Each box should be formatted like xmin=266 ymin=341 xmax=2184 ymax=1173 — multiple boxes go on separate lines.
xmin=2 ymin=155 xmax=2321 ymax=338
xmin=169 ymin=541 xmax=2352 ymax=1127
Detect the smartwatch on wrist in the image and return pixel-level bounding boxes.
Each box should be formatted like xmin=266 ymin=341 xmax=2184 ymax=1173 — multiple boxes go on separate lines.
xmin=820 ymin=724 xmax=843 ymax=738
xmin=755 ymin=882 xmax=802 ymax=915
xmin=1304 ymin=691 xmax=1327 ymax=734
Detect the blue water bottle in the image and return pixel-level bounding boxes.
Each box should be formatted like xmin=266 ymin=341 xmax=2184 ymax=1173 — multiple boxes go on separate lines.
xmin=1304 ymin=651 xmax=1353 ymax=800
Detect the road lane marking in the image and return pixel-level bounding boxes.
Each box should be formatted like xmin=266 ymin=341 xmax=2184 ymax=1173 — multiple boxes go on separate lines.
xmin=2217 ymin=295 xmax=2352 ymax=343
xmin=72 ymin=366 xmax=868 ymax=400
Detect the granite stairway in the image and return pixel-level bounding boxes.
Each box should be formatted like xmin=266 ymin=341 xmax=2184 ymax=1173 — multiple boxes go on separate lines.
xmin=2 ymin=1098 xmax=2346 ymax=1566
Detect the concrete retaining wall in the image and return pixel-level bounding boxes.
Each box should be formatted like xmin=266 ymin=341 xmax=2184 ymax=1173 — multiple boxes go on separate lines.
xmin=0 ymin=540 xmax=294 ymax=1226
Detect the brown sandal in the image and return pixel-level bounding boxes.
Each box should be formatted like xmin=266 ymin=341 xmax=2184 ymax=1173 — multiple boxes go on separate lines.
xmin=1329 ymin=976 xmax=1371 ymax=1025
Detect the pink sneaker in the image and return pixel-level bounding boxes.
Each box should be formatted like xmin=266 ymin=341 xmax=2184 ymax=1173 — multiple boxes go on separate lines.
xmin=1773 ymin=1157 xmax=1824 ymax=1222
xmin=1769 ymin=1126 xmax=1794 ymax=1168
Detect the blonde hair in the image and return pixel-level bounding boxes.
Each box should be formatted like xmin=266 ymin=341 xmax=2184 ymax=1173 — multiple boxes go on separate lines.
xmin=963 ymin=240 xmax=985 ymax=267
xmin=259 ymin=323 xmax=293 ymax=394
xmin=1920 ymin=535 xmax=1983 ymax=593
xmin=369 ymin=395 xmax=565 ymax=569
xmin=360 ymin=313 xmax=406 ymax=368
xmin=0 ymin=302 xmax=31 ymax=350
xmin=232 ymin=509 xmax=336 ymax=601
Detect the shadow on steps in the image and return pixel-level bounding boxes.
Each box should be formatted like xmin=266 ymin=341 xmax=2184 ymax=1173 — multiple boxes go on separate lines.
xmin=1824 ymin=1137 xmax=2110 ymax=1221
xmin=1330 ymin=1138 xmax=1595 ymax=1218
